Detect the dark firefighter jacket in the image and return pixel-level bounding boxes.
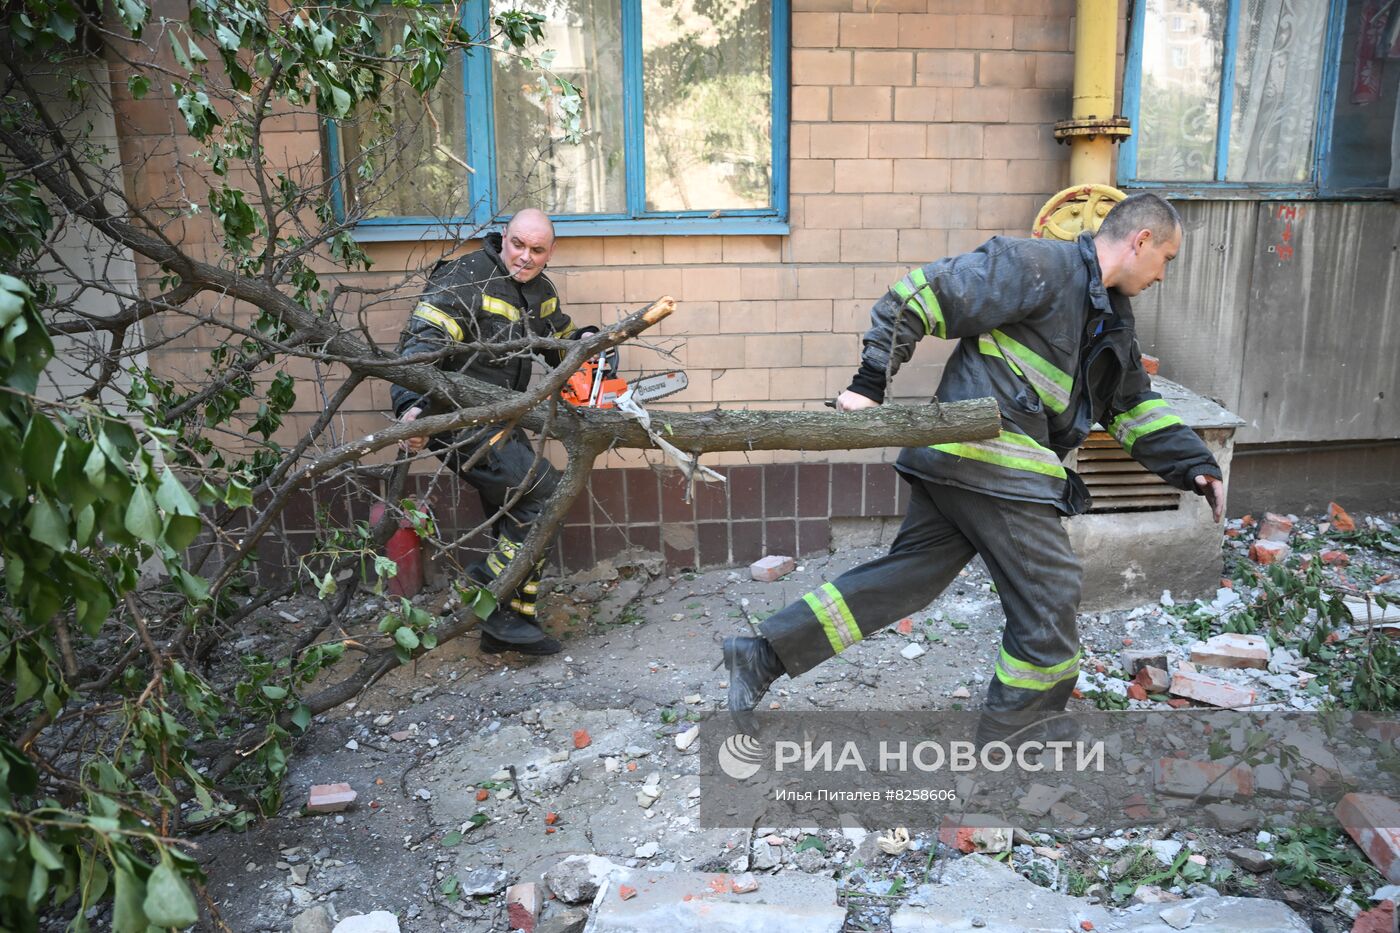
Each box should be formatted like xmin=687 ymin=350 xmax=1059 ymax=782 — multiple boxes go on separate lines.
xmin=389 ymin=232 xmax=576 ymax=418
xmin=847 ymin=231 xmax=1221 ymax=515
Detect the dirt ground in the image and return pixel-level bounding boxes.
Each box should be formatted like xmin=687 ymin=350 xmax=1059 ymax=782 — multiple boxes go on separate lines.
xmin=193 ymin=508 xmax=1400 ymax=933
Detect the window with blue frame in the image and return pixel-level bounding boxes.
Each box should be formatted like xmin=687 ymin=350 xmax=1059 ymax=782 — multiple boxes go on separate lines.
xmin=1120 ymin=0 xmax=1399 ymax=196
xmin=330 ymin=0 xmax=790 ymax=237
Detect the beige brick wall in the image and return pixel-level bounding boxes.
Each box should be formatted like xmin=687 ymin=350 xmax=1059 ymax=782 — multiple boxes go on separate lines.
xmin=125 ymin=0 xmax=1099 ymax=473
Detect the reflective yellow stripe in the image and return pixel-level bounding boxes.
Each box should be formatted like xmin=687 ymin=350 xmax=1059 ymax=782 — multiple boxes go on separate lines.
xmin=556 ymin=321 xmax=576 ymax=339
xmin=932 ymin=430 xmax=1067 ymax=479
xmin=890 ymin=268 xmax=946 ymax=338
xmin=994 ymin=647 xmax=1081 ymax=691
xmin=1109 ymin=399 xmax=1183 ymax=454
xmin=413 ymin=302 xmax=464 ymax=341
xmin=980 ymin=329 xmax=1072 ymax=415
xmin=803 ymin=582 xmax=862 ymax=655
xmin=481 ymin=295 xmax=522 ymax=321
xmin=509 ymin=598 xmax=535 ymax=617
xmin=540 ymin=297 xmax=559 ymax=318
xmin=486 ymin=554 xmax=506 ymax=577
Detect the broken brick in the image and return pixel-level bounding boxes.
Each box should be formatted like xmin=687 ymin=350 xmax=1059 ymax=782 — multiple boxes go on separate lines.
xmin=1190 ymin=633 xmax=1270 ymax=670
xmin=618 ymin=885 xmax=637 ymax=901
xmin=1329 ymin=501 xmax=1357 ymax=533
xmin=896 ymin=617 xmax=914 ymax=635
xmin=1136 ymin=666 xmax=1171 ymax=693
xmin=1351 ymin=900 xmax=1395 ymax=933
xmin=506 ymin=883 xmax=541 ymax=933
xmin=1154 ymin=757 xmax=1255 ymax=800
xmin=475 ymin=788 xmax=489 ymax=802
xmin=1166 ymin=698 xmax=1190 ymax=709
xmin=1120 ymin=649 xmax=1169 ymax=676
xmin=1170 ymin=671 xmax=1257 ymax=708
xmin=1257 ymin=512 xmax=1294 ymax=543
xmin=938 ymin=818 xmax=1012 ymax=854
xmin=750 ymin=554 xmax=795 ymax=583
xmin=1336 ymin=793 xmax=1400 ymax=883
xmin=306 ymin=783 xmax=356 ymax=813
xmin=1321 ymin=549 xmax=1350 ymax=566
xmin=545 ymin=812 xmax=559 ymax=825
xmin=1249 ymin=540 xmax=1291 ymax=565
xmin=729 ymin=872 xmax=759 ymax=894
xmin=572 ymin=729 xmax=592 ymax=749
xmin=1140 ymin=353 xmax=1160 ymax=375
xmin=1128 ymin=683 xmax=1147 ymax=701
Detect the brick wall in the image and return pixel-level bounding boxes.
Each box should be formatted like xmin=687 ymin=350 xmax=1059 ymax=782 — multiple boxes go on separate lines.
xmin=114 ymin=0 xmax=1100 ymax=577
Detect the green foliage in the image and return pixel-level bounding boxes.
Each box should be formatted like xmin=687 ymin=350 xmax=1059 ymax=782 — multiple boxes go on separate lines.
xmin=1271 ymin=822 xmax=1380 ymax=894
xmin=0 ymin=0 xmax=572 ymax=926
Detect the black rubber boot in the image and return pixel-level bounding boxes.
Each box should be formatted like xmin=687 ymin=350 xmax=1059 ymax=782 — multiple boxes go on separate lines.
xmin=723 ymin=636 xmax=786 ymax=731
xmin=480 ymin=630 xmax=562 ymax=656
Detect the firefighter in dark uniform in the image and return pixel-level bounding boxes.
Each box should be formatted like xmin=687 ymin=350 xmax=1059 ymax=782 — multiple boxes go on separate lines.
xmin=721 ymin=193 xmax=1227 ymax=741
xmin=391 ymin=209 xmax=577 ymax=655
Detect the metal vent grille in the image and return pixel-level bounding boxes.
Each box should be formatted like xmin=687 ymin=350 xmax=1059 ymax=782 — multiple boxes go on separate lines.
xmin=1076 ymin=431 xmax=1180 ymax=513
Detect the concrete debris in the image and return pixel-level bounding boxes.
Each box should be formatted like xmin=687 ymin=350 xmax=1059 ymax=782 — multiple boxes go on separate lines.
xmin=950 ymin=686 xmax=971 ymax=698
xmin=330 ymin=912 xmax=400 ymax=933
xmin=1189 ymin=633 xmax=1270 ymax=670
xmin=1121 ymin=649 xmax=1169 ymax=676
xmin=1158 ymin=904 xmax=1195 ymax=929
xmin=1016 ymin=783 xmax=1070 ymax=818
xmin=292 ymin=906 xmax=334 ymax=933
xmin=889 ymin=855 xmax=1309 ymax=932
xmin=458 ymin=866 xmax=510 ymax=896
xmin=900 ymin=643 xmax=927 ymax=660
xmin=675 ymin=725 xmax=699 ymax=751
xmin=1227 ymin=848 xmax=1273 ymax=872
xmin=587 ymin=868 xmax=845 ymax=932
xmin=535 ymin=907 xmax=589 ymax=933
xmin=544 ymin=855 xmax=621 ymax=904
xmin=1154 ymin=757 xmax=1254 ymax=800
xmin=1135 ymin=665 xmax=1171 ymax=693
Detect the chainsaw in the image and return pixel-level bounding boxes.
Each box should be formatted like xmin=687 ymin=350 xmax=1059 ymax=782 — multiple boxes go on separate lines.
xmin=561 ymin=346 xmax=688 ymax=409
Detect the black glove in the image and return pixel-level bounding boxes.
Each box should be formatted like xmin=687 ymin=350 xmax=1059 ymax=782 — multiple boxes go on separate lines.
xmin=572 ymin=325 xmax=600 ymax=340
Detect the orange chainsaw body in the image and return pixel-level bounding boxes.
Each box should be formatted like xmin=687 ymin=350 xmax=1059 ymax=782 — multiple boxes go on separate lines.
xmin=561 ymin=357 xmax=629 ymax=409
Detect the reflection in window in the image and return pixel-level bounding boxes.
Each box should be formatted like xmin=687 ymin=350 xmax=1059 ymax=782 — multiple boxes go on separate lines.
xmin=641 ymin=0 xmax=772 ymax=211
xmin=338 ymin=16 xmax=472 ymax=220
xmin=1225 ymin=0 xmax=1328 ymax=183
xmin=1137 ymin=0 xmax=1225 ymax=182
xmin=492 ymin=0 xmax=627 ymax=215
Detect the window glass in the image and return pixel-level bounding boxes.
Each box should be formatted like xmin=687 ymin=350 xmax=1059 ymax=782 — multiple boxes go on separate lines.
xmin=491 ymin=0 xmax=627 ymax=214
xmin=1325 ymin=0 xmax=1400 ymax=190
xmin=641 ymin=0 xmax=772 ymax=211
xmin=1225 ymin=0 xmax=1328 ymax=183
xmin=338 ymin=17 xmax=472 ymax=219
xmin=1137 ymin=0 xmax=1227 ymax=182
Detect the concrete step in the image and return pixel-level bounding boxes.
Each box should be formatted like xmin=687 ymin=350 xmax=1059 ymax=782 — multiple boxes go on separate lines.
xmin=583 ymin=867 xmax=845 ymax=933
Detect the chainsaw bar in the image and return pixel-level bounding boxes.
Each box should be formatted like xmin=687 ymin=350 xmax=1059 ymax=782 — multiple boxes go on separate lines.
xmin=628 ymin=371 xmax=688 ymax=403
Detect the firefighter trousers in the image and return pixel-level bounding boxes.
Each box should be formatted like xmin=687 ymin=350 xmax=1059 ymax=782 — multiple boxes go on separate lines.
xmin=760 ymin=475 xmax=1083 ymax=715
xmin=430 ymin=428 xmax=559 ymax=643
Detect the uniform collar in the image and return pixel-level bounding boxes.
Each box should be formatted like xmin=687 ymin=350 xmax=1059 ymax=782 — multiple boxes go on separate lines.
xmin=1077 ymin=231 xmax=1112 ymax=313
xmin=482 ymin=231 xmax=508 ymax=276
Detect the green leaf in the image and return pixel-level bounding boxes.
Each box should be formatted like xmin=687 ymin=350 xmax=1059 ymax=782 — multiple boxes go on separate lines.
xmin=156 ymin=468 xmax=199 ymax=515
xmin=20 ymin=414 xmax=63 ymax=490
xmin=394 ymin=627 xmax=420 ymax=651
xmin=794 ymin=835 xmax=826 ymax=854
xmin=165 ymin=513 xmax=201 ymax=551
xmin=440 ymin=831 xmax=463 ymax=847
xmin=224 ymin=479 xmax=253 ymax=508
xmin=124 ymin=484 xmax=162 ymax=543
xmin=28 ymin=833 xmax=63 ymax=870
xmin=261 ymin=684 xmax=287 ymax=701
xmin=24 ymin=496 xmax=70 ymax=552
xmin=290 ymin=703 xmax=312 ymax=732
xmin=127 ymin=73 xmax=150 ymax=99
xmin=142 ymin=859 xmax=200 ymax=927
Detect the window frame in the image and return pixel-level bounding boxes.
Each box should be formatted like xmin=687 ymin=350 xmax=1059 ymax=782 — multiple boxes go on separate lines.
xmin=1119 ymin=0 xmax=1394 ymax=199
xmin=326 ymin=0 xmax=790 ymax=239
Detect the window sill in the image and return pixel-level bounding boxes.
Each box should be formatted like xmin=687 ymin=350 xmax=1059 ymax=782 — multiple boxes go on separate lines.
xmin=1119 ymin=181 xmax=1399 ymax=201
xmin=348 ymin=215 xmax=791 ymax=242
